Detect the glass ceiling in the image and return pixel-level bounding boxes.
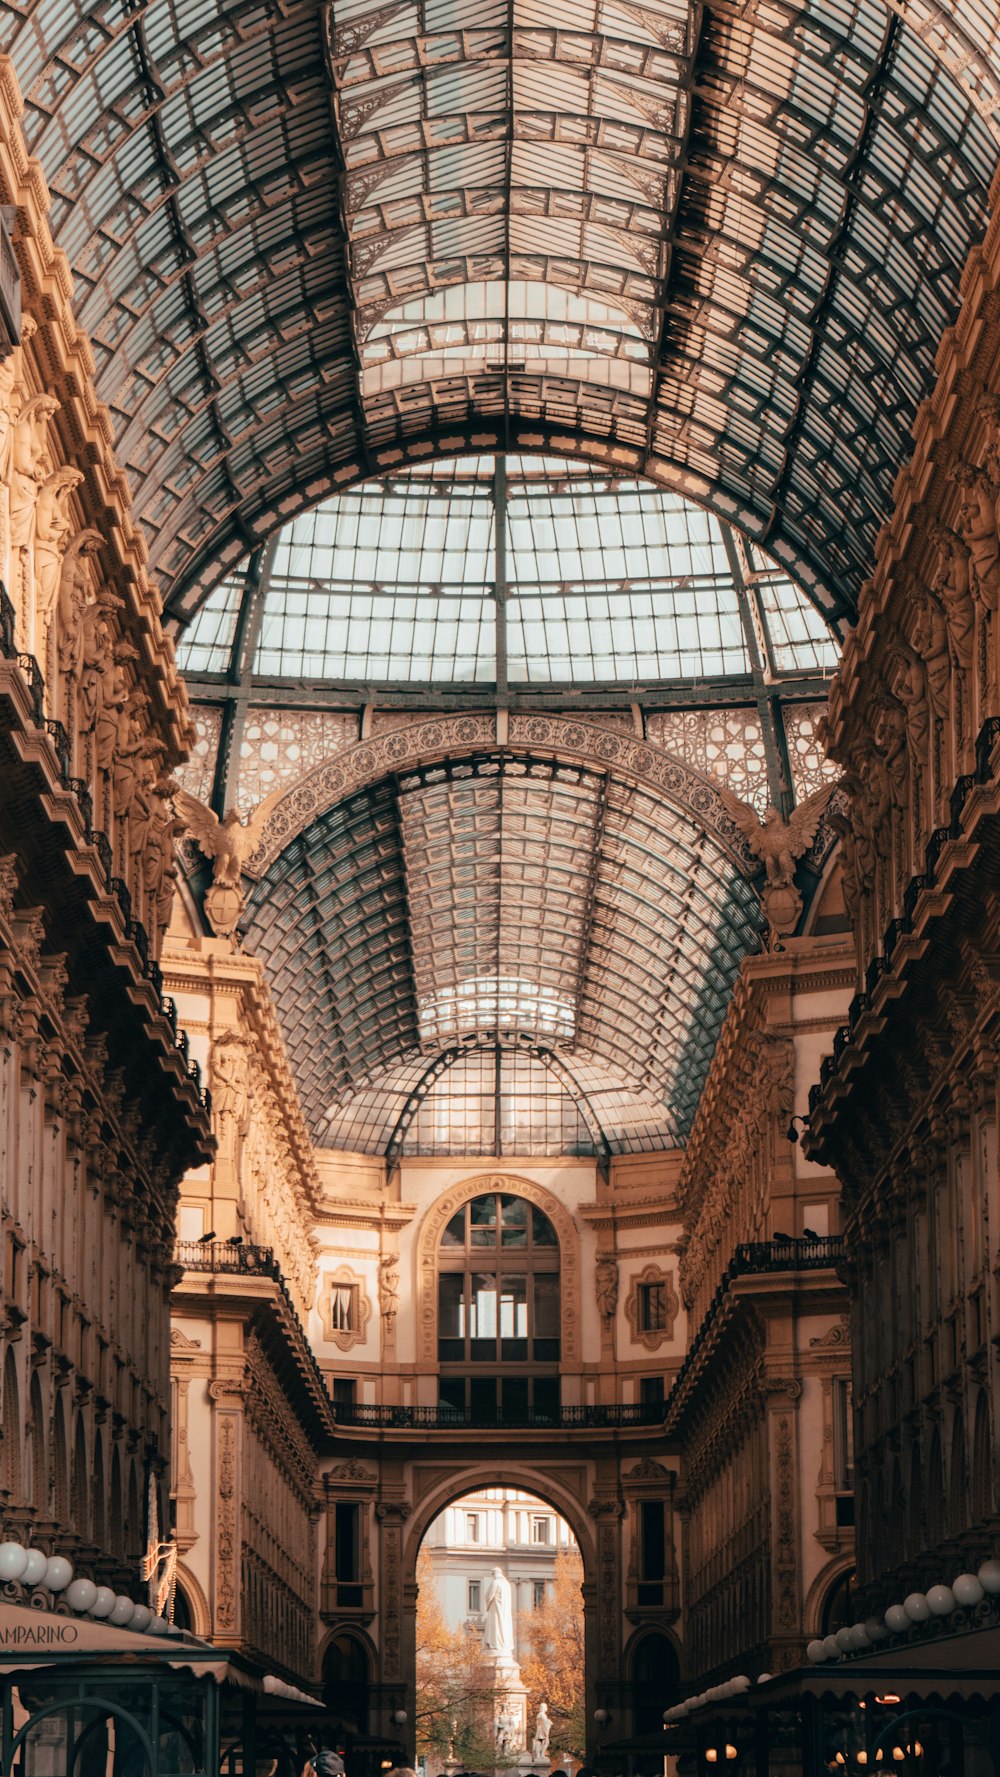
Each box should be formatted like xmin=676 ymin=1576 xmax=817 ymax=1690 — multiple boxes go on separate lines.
xmin=240 ymin=751 xmax=763 ymax=1152
xmin=4 ymin=0 xmax=996 ymax=623
xmin=175 ymin=456 xmax=838 ymax=687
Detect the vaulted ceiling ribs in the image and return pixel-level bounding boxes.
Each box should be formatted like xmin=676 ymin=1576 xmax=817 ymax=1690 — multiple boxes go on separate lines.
xmin=2 ymin=0 xmax=996 ymax=623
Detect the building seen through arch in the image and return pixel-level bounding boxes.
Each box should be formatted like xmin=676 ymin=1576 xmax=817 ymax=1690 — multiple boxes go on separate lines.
xmin=1 ymin=3 xmax=1000 ymax=1772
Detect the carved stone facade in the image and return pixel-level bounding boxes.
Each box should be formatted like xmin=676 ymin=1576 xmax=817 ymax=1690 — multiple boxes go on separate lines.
xmin=164 ymin=905 xmax=327 ymax=1674
xmin=669 ymin=935 xmax=855 ymax=1680
xmin=0 ymin=66 xmax=211 ymax=1589
xmin=808 ymin=160 xmax=1000 ymax=1610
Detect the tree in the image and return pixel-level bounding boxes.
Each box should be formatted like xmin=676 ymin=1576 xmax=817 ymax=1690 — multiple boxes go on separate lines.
xmin=415 ymin=1548 xmax=500 ymax=1769
xmin=520 ymin=1549 xmax=586 ymax=1757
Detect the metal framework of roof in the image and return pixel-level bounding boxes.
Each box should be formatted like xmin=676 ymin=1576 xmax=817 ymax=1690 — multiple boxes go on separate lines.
xmin=3 ymin=0 xmax=998 ymax=628
xmin=239 ymin=749 xmax=762 ymax=1152
xmin=175 ymin=455 xmax=838 ymax=821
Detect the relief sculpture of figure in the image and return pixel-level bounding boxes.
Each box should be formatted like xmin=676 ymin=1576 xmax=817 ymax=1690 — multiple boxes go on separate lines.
xmin=8 ymin=394 xmax=59 ymax=612
xmin=929 ymin=522 xmax=975 ymax=671
xmin=379 ymin=1255 xmax=399 ymax=1336
xmin=910 ymin=588 xmax=951 ymax=722
xmin=0 ymin=316 xmax=37 ymax=484
xmin=482 ymin=1566 xmax=514 ymax=1659
xmin=55 ymin=529 xmax=102 ymax=676
xmin=33 ymin=466 xmax=83 ymax=631
xmin=953 ymin=460 xmax=1000 ymax=611
xmin=595 ymin=1254 xmax=618 ymax=1319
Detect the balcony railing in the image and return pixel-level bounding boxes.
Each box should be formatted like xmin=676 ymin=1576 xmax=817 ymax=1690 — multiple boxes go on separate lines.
xmin=328 ymin=1401 xmax=666 ymax=1430
xmin=174 ymin=1240 xmax=278 ymax=1275
xmin=731 ymin=1235 xmax=844 ymax=1273
xmin=666 ymin=1235 xmax=844 ymax=1422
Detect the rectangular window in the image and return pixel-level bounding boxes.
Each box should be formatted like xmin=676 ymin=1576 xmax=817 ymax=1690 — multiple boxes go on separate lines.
xmin=533 ymin=1580 xmax=546 ymax=1608
xmin=468 ymin=1581 xmax=481 ymax=1612
xmin=532 ymin=1376 xmax=560 ymax=1423
xmin=466 ymin=1513 xmax=480 ymax=1543
xmin=833 ymin=1377 xmax=854 ymax=1493
xmin=332 ymin=1377 xmax=356 ymax=1410
xmin=330 ymin=1283 xmax=357 ymax=1333
xmin=470 ymin=1273 xmax=499 ymax=1356
xmin=638 ymin=1499 xmax=665 ymax=1605
xmin=335 ymin=1502 xmax=362 ymax=1607
xmin=638 ymin=1282 xmax=668 ymax=1333
xmin=533 ymin=1274 xmax=560 ymax=1360
xmin=469 ymin=1375 xmax=498 ymax=1423
xmin=439 ymin=1376 xmax=466 ymax=1417
xmin=531 ymin=1516 xmax=550 ymax=1545
xmin=438 ymin=1274 xmax=464 ymax=1361
xmin=639 ymin=1377 xmax=665 ymax=1406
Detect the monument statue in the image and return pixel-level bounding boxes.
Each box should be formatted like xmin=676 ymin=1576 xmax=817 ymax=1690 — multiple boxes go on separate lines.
xmin=531 ymin=1702 xmax=552 ymax=1761
xmin=482 ymin=1565 xmax=514 ymax=1659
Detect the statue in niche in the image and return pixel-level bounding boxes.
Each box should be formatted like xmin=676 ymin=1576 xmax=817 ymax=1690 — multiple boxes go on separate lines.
xmin=953 ymin=460 xmax=1000 ymax=610
xmin=212 ymin=1032 xmax=250 ymax=1128
xmin=34 ymin=467 xmax=83 ymax=631
xmin=111 ymin=688 xmax=151 ymax=822
xmin=76 ymin=591 xmax=124 ymax=727
xmin=531 ymin=1702 xmax=552 ymax=1762
xmin=143 ymin=783 xmax=182 ymax=956
xmin=378 ymin=1255 xmax=399 ymax=1332
xmin=872 ymin=696 xmax=909 ymax=805
xmin=855 ymin=741 xmax=892 ymax=862
xmin=929 ymin=522 xmax=975 ymax=670
xmin=595 ymin=1255 xmax=618 ymax=1320
xmin=55 ymin=530 xmax=103 ymax=675
xmin=482 ymin=1567 xmax=514 ymax=1659
xmin=8 ymin=394 xmax=59 ymax=612
xmin=0 ymin=316 xmax=37 ymax=483
xmin=887 ymin=647 xmax=929 ymax=766
xmin=128 ymin=740 xmax=167 ymax=860
xmin=978 ymin=391 xmax=1000 ymax=490
xmin=910 ymin=589 xmax=951 ymax=722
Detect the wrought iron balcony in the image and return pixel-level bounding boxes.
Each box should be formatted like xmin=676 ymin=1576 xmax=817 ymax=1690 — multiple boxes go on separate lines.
xmin=328 ymin=1400 xmax=666 ymax=1431
xmin=666 ymin=1235 xmax=845 ymax=1427
xmin=174 ymin=1239 xmax=280 ymax=1276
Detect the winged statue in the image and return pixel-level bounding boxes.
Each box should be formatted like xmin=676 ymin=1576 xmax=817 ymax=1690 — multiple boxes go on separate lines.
xmin=175 ymin=787 xmax=284 ymax=887
xmin=718 ymin=783 xmax=835 ymax=888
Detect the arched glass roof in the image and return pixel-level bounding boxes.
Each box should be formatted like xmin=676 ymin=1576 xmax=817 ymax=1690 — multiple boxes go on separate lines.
xmin=4 ymin=0 xmax=997 ymax=622
xmin=175 ymin=455 xmax=837 ymax=689
xmin=239 ymin=750 xmax=764 ymax=1153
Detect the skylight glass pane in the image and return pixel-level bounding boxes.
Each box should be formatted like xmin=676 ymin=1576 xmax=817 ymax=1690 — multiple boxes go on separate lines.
xmin=174 ymin=574 xmax=245 ymax=674
xmin=753 ymin=567 xmax=840 ymax=673
xmin=507 ymin=587 xmax=749 ymax=682
xmin=255 ymin=588 xmax=495 ymax=682
xmin=419 ymin=976 xmax=576 ymax=1046
xmin=185 ymin=457 xmax=836 ymax=687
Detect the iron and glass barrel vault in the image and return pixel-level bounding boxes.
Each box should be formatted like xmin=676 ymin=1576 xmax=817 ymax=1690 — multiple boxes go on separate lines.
xmin=0 ymin=0 xmax=996 ymax=621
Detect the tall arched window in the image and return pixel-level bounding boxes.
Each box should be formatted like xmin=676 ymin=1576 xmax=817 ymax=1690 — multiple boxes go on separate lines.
xmin=437 ymin=1192 xmax=560 ymax=1424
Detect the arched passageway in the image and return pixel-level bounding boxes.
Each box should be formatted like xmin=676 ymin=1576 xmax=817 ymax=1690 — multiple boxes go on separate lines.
xmin=416 ymin=1485 xmax=585 ymax=1771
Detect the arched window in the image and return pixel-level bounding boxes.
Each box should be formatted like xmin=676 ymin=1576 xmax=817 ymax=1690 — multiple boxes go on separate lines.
xmin=631 ymin=1633 xmax=679 ymax=1736
xmin=28 ymin=1371 xmax=46 ymax=1515
xmin=52 ymin=1401 xmax=68 ymax=1526
xmin=2 ymin=1348 xmax=21 ymax=1501
xmin=972 ymin=1391 xmax=993 ymax=1525
xmin=323 ymin=1633 xmax=371 ymax=1734
xmin=437 ymin=1192 xmax=560 ymax=1424
xmin=821 ymin=1570 xmax=854 ymax=1636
